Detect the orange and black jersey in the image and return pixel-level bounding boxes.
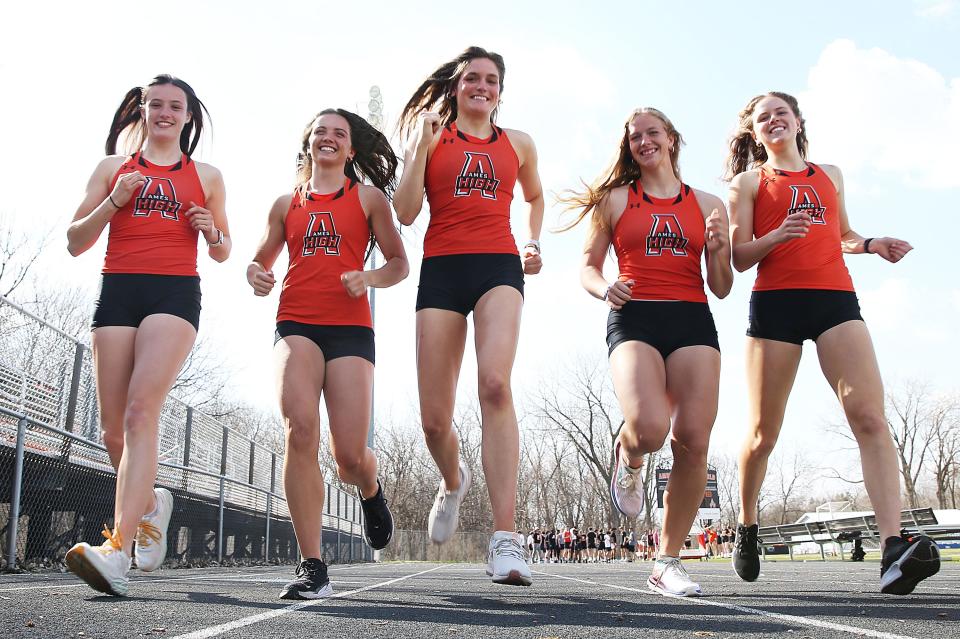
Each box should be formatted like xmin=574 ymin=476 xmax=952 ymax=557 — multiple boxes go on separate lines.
xmin=612 ymin=181 xmax=707 ymax=303
xmin=277 ymin=179 xmax=372 ymax=327
xmin=753 ymin=163 xmax=853 ymax=292
xmin=423 ymin=122 xmax=519 ymax=257
xmin=103 ymin=152 xmax=205 ymax=276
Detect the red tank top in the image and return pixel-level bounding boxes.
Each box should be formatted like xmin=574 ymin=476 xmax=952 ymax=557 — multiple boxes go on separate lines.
xmin=612 ymin=181 xmax=707 ymax=303
xmin=753 ymin=163 xmax=853 ymax=291
xmin=277 ymin=179 xmax=372 ymax=327
xmin=103 ymin=152 xmax=205 ymax=276
xmin=423 ymin=122 xmax=519 ymax=257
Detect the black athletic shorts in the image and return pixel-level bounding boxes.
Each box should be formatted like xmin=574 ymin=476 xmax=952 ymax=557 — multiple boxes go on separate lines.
xmin=416 ymin=253 xmax=524 ymax=316
xmin=747 ymin=289 xmax=863 ymax=345
xmin=275 ymin=321 xmax=375 ymax=365
xmin=92 ymin=273 xmax=201 ymax=331
xmin=606 ymin=301 xmax=720 ymax=359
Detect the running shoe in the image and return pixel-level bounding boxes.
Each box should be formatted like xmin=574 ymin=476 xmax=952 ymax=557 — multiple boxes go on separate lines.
xmin=135 ymin=487 xmax=173 ymax=572
xmin=880 ymin=532 xmax=941 ymax=595
xmin=280 ymin=558 xmax=333 ymax=600
xmin=65 ymin=526 xmax=131 ymax=596
xmin=486 ymin=531 xmax=532 ymax=586
xmin=732 ymin=523 xmax=761 ymax=582
xmin=647 ymin=556 xmax=702 ymax=596
xmin=428 ymin=460 xmax=471 ymax=544
xmin=359 ymin=479 xmax=394 ymax=550
xmin=609 ymin=442 xmax=644 ymax=518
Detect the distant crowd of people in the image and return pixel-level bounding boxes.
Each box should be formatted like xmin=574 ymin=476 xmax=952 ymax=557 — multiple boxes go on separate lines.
xmin=524 ymin=525 xmax=740 ymax=563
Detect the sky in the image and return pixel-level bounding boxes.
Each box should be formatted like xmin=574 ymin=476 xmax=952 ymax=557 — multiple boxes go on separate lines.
xmin=1 ymin=0 xmax=958 ymax=488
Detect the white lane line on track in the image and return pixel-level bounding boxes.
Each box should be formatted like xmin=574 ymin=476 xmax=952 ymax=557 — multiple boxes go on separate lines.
xmin=534 ymin=571 xmax=920 ymax=639
xmin=171 ymin=564 xmax=445 ymax=639
xmin=0 ymin=564 xmax=364 ymax=593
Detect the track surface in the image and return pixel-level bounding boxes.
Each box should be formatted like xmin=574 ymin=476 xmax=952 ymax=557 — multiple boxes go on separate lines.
xmin=2 ymin=560 xmax=957 ymax=638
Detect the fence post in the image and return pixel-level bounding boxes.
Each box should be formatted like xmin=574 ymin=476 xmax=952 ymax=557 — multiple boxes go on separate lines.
xmin=217 ymin=476 xmax=225 ymax=563
xmin=181 ymin=407 xmax=193 ymax=493
xmin=265 ymin=493 xmax=272 ymax=562
xmin=248 ymin=440 xmax=255 ymax=485
xmin=5 ymin=417 xmax=28 ymax=571
xmin=63 ymin=343 xmax=85 ymax=433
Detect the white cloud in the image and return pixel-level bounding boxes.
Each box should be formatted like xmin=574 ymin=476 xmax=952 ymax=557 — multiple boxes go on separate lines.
xmin=914 ymin=0 xmax=956 ymax=18
xmin=798 ymin=39 xmax=960 ymax=188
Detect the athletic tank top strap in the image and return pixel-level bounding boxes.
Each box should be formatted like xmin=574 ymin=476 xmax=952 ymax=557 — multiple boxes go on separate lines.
xmin=422 ymin=121 xmax=520 ymax=257
xmin=103 ymin=152 xmax=205 ymax=276
xmin=753 ymin=162 xmax=854 ymax=291
xmin=611 ymin=180 xmax=707 ymax=303
xmin=277 ymin=178 xmax=373 ymax=327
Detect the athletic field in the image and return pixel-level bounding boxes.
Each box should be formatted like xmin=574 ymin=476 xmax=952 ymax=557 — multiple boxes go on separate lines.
xmin=2 ymin=560 xmax=956 ymax=638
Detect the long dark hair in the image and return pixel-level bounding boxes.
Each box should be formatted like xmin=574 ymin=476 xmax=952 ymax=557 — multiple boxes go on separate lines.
xmin=397 ymin=46 xmax=506 ymax=141
xmin=559 ymin=107 xmax=685 ymax=232
xmin=105 ymin=74 xmax=210 ymax=157
xmin=724 ymin=91 xmax=808 ymax=181
xmin=295 ymin=108 xmax=398 ymax=202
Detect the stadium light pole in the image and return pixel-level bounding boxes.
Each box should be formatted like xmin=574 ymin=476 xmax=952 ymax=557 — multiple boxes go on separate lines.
xmin=365 ymin=86 xmax=383 ymax=449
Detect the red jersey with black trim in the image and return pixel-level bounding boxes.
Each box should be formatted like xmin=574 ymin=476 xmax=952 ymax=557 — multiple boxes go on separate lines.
xmin=612 ymin=181 xmax=707 ymax=303
xmin=103 ymin=152 xmax=204 ymax=276
xmin=753 ymin=163 xmax=854 ymax=291
xmin=423 ymin=122 xmax=519 ymax=257
xmin=277 ymin=179 xmax=372 ymax=327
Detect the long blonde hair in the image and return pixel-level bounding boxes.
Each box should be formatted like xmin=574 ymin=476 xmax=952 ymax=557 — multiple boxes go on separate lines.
xmin=559 ymin=107 xmax=684 ymax=232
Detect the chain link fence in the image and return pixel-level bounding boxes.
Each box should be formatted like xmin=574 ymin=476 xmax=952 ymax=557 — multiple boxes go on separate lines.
xmin=380 ymin=530 xmax=490 ymax=563
xmin=0 ymin=295 xmax=370 ymax=571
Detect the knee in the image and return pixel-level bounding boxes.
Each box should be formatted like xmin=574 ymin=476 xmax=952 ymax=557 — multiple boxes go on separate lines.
xmin=100 ymin=421 xmax=124 ymax=451
xmin=334 ymin=448 xmax=367 ymax=480
xmin=846 ymin=405 xmax=888 ymax=440
xmin=743 ymin=422 xmax=778 ymax=459
xmin=420 ymin=410 xmax=452 ymax=443
xmin=478 ymin=373 xmax=512 ymax=410
xmin=122 ymin=398 xmax=158 ymax=438
xmin=619 ymin=418 xmax=669 ymax=457
xmin=671 ymin=434 xmax=710 ymax=463
xmin=284 ymin=417 xmax=319 ymax=455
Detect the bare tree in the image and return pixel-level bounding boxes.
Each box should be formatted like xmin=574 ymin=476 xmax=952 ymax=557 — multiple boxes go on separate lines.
xmin=928 ymin=395 xmax=959 ymax=509
xmin=765 ymin=450 xmax=814 ymax=525
xmin=0 ymin=212 xmax=51 ymax=298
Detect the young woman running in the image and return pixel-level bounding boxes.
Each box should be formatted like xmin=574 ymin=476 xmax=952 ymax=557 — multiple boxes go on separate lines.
xmin=65 ymin=75 xmax=231 ymax=596
xmin=394 ymin=46 xmax=544 ymax=586
xmin=248 ymin=108 xmax=408 ymax=599
xmin=725 ymin=91 xmax=939 ymax=595
xmin=564 ymin=107 xmax=732 ymax=596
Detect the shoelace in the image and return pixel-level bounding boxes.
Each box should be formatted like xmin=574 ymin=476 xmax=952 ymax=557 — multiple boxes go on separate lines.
xmin=492 ymin=538 xmax=526 ymax=562
xmin=98 ymin=525 xmax=123 ymax=555
xmin=734 ymin=527 xmax=757 ymax=552
xmin=296 ymin=561 xmax=326 ymax=582
xmin=136 ymin=521 xmax=162 ymax=547
xmin=660 ymin=557 xmax=691 ymax=580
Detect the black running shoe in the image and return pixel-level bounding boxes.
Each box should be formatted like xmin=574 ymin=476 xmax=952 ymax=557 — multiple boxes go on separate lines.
xmin=359 ymin=480 xmax=394 ymax=550
xmin=732 ymin=523 xmax=761 ymax=582
xmin=279 ymin=558 xmax=332 ymax=600
xmin=880 ymin=533 xmax=941 ymax=595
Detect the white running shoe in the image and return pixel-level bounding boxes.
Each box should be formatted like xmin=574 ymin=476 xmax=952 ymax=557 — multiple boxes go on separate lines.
xmin=65 ymin=526 xmax=132 ymax=596
xmin=647 ymin=556 xmax=702 ymax=596
xmin=136 ymin=487 xmax=173 ymax=572
xmin=609 ymin=442 xmax=644 ymax=518
xmin=486 ymin=531 xmax=532 ymax=586
xmin=428 ymin=461 xmax=471 ymax=544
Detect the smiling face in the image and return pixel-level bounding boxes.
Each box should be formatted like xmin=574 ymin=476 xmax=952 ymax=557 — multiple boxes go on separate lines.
xmin=627 ymin=112 xmax=675 ymax=172
xmin=454 ymin=57 xmax=501 ymax=118
xmin=308 ymin=112 xmax=353 ymax=166
xmin=751 ymin=95 xmax=801 ymax=150
xmin=141 ymin=83 xmax=190 ymax=144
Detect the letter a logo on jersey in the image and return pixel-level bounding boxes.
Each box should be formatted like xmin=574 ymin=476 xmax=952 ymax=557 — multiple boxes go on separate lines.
xmin=455 ymin=152 xmax=500 ymax=199
xmin=646 ymin=214 xmax=688 ymax=256
xmin=302 ymin=212 xmax=341 ymax=257
xmin=133 ymin=177 xmax=181 ymax=220
xmin=788 ymin=185 xmax=826 ymax=225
